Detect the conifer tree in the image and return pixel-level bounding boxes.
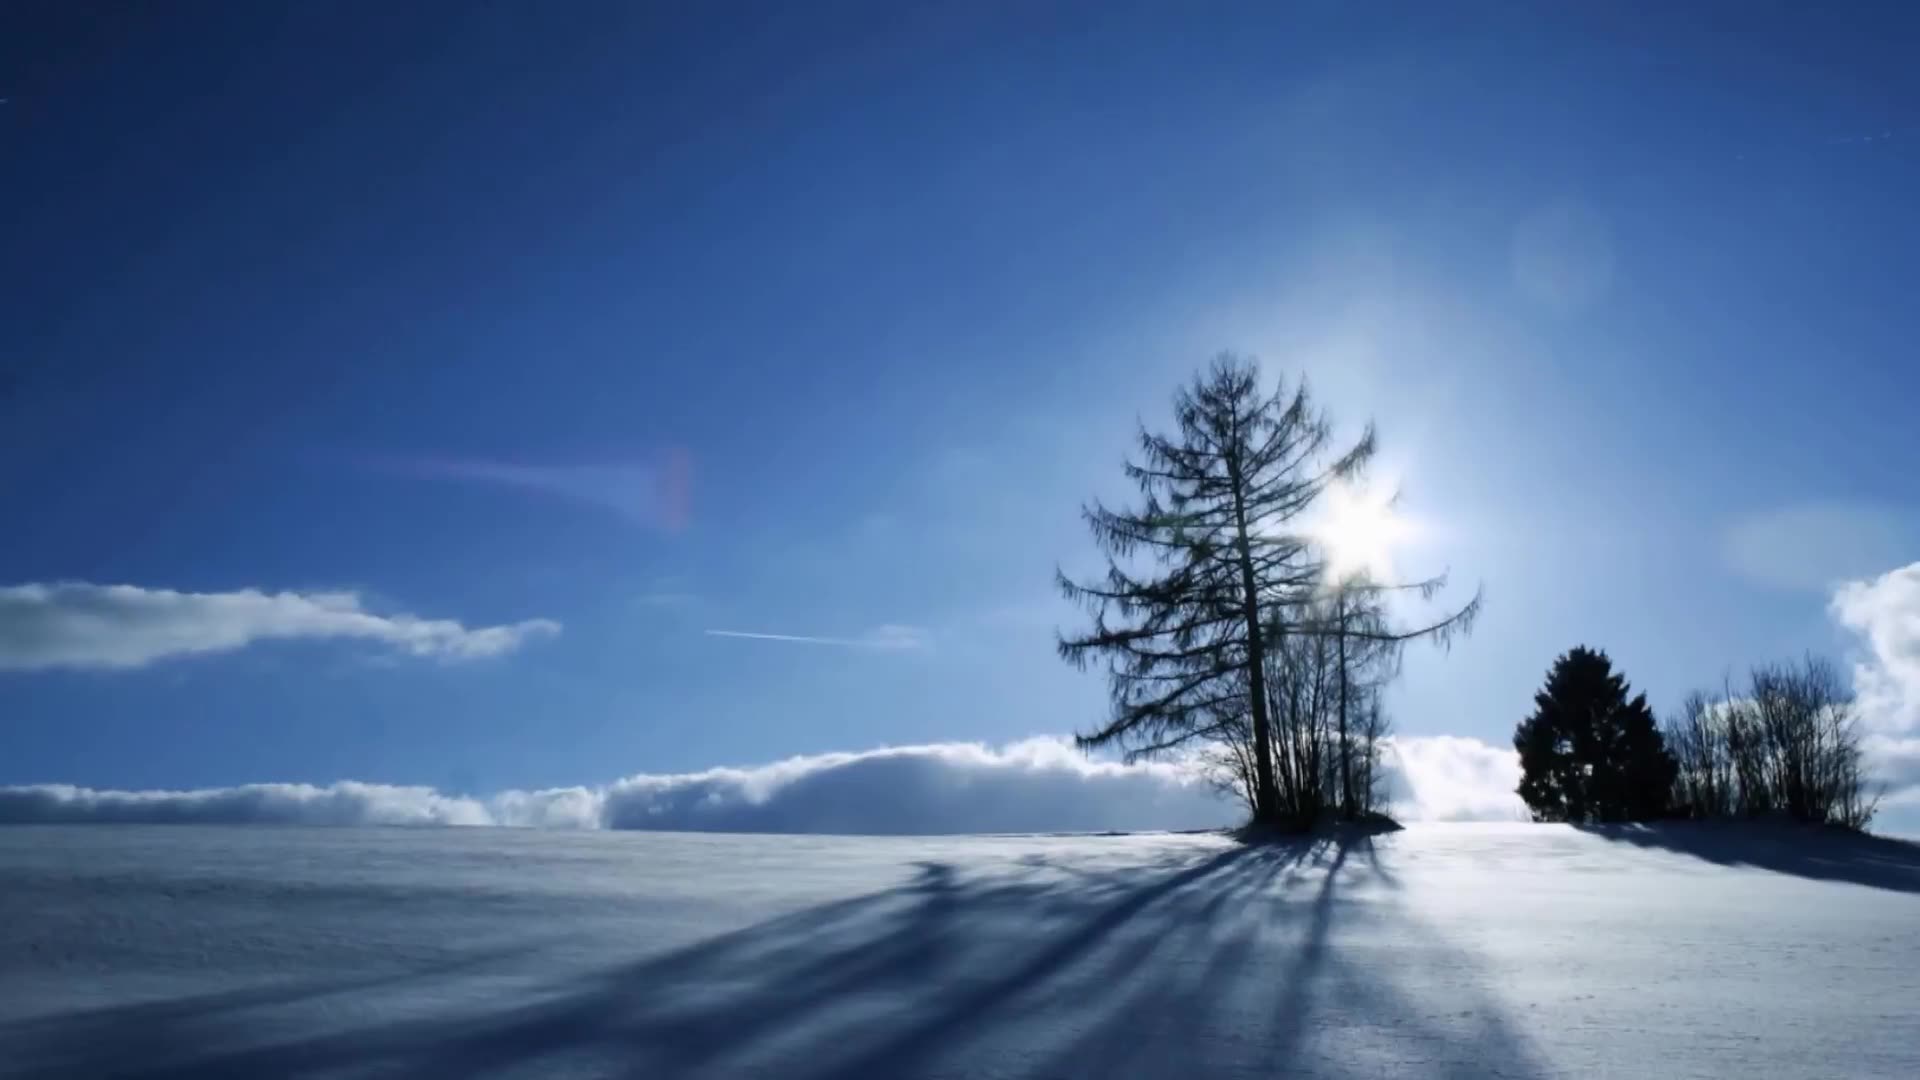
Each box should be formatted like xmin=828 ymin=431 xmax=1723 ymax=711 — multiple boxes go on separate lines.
xmin=1514 ymin=646 xmax=1676 ymax=822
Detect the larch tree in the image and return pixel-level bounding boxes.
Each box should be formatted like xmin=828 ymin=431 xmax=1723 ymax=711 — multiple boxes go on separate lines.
xmin=1058 ymin=354 xmax=1479 ymax=827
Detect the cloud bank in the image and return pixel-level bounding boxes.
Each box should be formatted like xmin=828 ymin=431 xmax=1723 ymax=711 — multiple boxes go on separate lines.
xmin=0 ymin=782 xmax=495 ymax=827
xmin=1382 ymin=735 xmax=1529 ymax=822
xmin=0 ymin=736 xmax=1526 ymax=832
xmin=0 ymin=582 xmax=559 ymax=671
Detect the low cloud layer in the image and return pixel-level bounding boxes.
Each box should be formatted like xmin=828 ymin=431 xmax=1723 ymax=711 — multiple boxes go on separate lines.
xmin=0 ymin=582 xmax=559 ymax=671
xmin=0 ymin=781 xmax=495 ymax=827
xmin=589 ymin=740 xmax=1221 ymax=833
xmin=0 ymin=736 xmax=1526 ymax=832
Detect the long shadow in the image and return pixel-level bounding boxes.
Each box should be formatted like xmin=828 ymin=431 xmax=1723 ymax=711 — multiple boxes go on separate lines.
xmin=811 ymin=844 xmax=1261 ymax=1079
xmin=1031 ymin=835 xmax=1544 ymax=1080
xmin=1575 ymin=822 xmax=1920 ymax=894
xmin=1356 ymin=833 xmax=1402 ymax=891
xmin=0 ymin=888 xmax=903 ymax=1079
xmin=1285 ymin=840 xmax=1545 ymax=1080
xmin=2 ymin=836 xmax=1545 ymax=1079
xmin=1024 ymin=842 xmax=1326 ymax=1079
xmin=1263 ymin=838 xmax=1350 ymax=1059
xmin=0 ymin=939 xmax=567 ymax=1078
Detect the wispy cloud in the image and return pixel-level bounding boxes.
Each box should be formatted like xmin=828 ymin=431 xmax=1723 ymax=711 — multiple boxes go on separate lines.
xmin=1827 ymin=123 xmax=1920 ymax=146
xmin=632 ymin=576 xmax=700 ymax=609
xmin=0 ymin=582 xmax=559 ymax=671
xmin=0 ymin=735 xmax=1533 ymax=831
xmin=367 ymin=450 xmax=693 ymax=530
xmin=1727 ymin=502 xmax=1920 ymax=592
xmin=636 ymin=591 xmax=700 ymax=608
xmin=704 ymin=625 xmax=929 ymax=650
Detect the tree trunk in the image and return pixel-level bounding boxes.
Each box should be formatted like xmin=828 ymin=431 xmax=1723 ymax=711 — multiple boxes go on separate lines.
xmin=1239 ymin=559 xmax=1279 ymax=822
xmin=1337 ymin=590 xmax=1351 ymax=818
xmin=1230 ymin=467 xmax=1280 ymax=823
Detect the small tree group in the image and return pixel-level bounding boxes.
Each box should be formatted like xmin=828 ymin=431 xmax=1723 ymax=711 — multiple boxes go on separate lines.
xmin=1665 ymin=656 xmax=1877 ymax=829
xmin=1202 ymin=589 xmax=1403 ymax=823
xmin=1513 ymin=647 xmax=1675 ymax=823
xmin=1515 ymin=648 xmax=1880 ymax=829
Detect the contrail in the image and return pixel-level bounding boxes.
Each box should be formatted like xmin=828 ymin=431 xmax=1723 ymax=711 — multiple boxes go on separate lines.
xmin=704 ymin=626 xmax=926 ymax=650
xmin=704 ymin=630 xmax=875 ymax=647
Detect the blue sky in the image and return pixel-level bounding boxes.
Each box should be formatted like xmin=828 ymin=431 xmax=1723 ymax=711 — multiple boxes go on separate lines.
xmin=3 ymin=4 xmax=1918 ymax=826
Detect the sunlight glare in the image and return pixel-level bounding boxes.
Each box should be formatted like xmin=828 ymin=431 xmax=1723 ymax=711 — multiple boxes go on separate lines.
xmin=1314 ymin=483 xmax=1414 ymax=582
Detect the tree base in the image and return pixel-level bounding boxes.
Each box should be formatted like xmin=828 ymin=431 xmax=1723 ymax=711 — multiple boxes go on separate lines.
xmin=1232 ymin=809 xmax=1403 ymax=844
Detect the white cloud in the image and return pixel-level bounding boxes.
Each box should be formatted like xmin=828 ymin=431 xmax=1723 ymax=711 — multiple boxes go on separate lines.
xmin=0 ymin=582 xmax=560 ymax=671
xmin=1382 ymin=735 xmax=1529 ymax=822
xmin=0 ymin=735 xmax=1528 ymax=832
xmin=1832 ymin=562 xmax=1920 ymax=735
xmin=1830 ymin=562 xmax=1920 ymax=810
xmin=703 ymin=625 xmax=929 ymax=651
xmin=1863 ymin=735 xmax=1920 ymax=809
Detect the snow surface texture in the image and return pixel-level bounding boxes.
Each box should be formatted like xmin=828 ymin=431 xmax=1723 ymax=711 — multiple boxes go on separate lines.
xmin=0 ymin=735 xmax=1527 ymax=833
xmin=3 ymin=823 xmax=1916 ymax=1078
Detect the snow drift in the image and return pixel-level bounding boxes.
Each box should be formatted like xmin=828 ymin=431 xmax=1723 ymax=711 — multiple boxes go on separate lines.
xmin=0 ymin=735 xmax=1526 ymax=832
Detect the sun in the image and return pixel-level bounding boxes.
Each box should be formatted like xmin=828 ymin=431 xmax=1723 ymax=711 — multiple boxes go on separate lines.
xmin=1312 ymin=482 xmax=1412 ymax=582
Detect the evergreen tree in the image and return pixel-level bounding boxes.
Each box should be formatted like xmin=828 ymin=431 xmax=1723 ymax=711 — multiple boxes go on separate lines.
xmin=1514 ymin=646 xmax=1676 ymax=822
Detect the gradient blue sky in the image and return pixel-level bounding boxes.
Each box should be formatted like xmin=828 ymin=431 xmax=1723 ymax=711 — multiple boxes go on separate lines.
xmin=4 ymin=3 xmax=1918 ymax=822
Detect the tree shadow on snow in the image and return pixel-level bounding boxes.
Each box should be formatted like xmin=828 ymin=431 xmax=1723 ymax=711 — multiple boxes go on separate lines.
xmin=1 ymin=836 xmax=1549 ymax=1079
xmin=1575 ymin=822 xmax=1920 ymax=895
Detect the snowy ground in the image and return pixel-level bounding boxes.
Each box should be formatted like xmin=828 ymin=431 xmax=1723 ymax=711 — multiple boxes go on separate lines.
xmin=3 ymin=823 xmax=1916 ymax=1079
